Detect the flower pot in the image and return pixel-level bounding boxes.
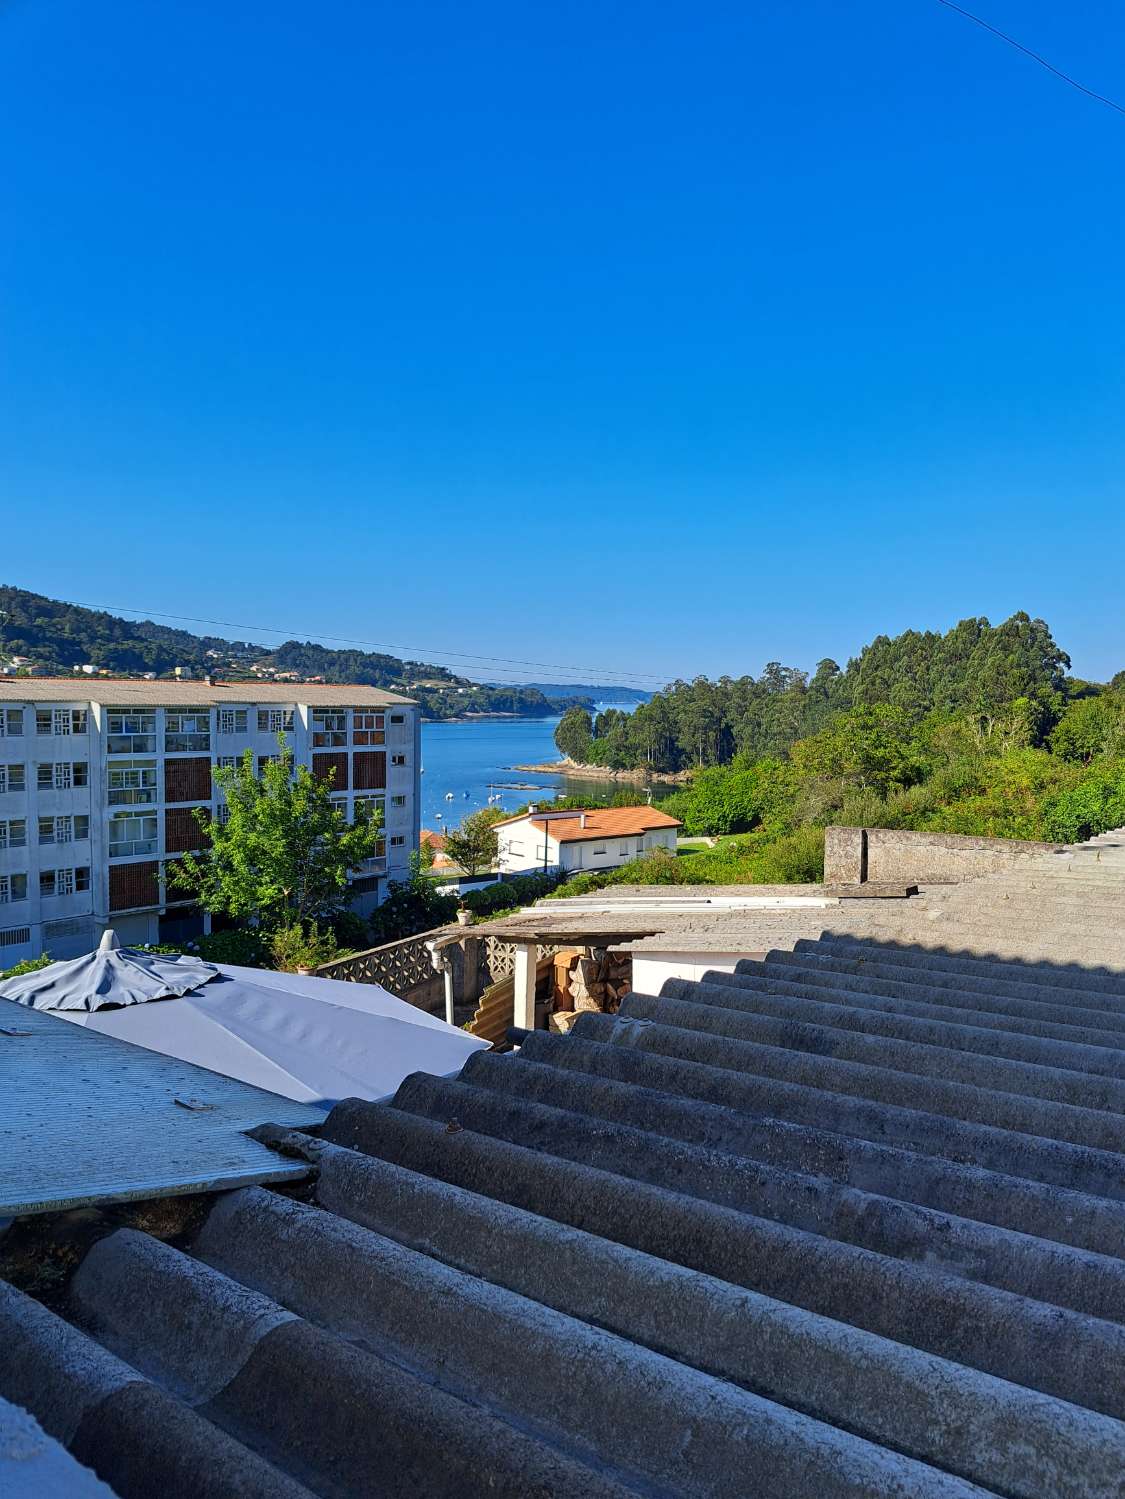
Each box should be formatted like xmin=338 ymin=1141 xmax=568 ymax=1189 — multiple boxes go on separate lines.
xmin=456 ymin=910 xmax=473 ymax=927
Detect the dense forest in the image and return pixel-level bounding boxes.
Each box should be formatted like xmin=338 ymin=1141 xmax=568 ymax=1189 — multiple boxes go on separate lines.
xmin=0 ymin=587 xmax=587 ymax=720
xmin=548 ymin=614 xmax=1125 ymax=891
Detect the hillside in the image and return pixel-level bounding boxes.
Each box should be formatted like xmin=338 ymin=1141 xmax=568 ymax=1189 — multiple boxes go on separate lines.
xmin=506 ymin=682 xmax=652 ymax=704
xmin=0 ymin=586 xmax=587 ymax=721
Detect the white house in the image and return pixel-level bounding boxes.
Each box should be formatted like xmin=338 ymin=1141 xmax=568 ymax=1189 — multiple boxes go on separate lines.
xmin=494 ymin=805 xmax=682 ymax=876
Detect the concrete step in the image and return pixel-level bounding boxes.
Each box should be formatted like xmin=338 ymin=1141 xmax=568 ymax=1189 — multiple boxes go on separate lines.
xmin=191 ymin=1182 xmax=988 ymax=1499
xmin=633 ymin=985 xmax=1125 ymax=1115
xmin=257 ymin=1126 xmax=1125 ymax=1499
xmin=515 ymin=1027 xmax=1125 ymax=1208
xmin=324 ymin=1095 xmax=1125 ymax=1420
xmin=586 ymin=1005 xmax=1124 ymax=1153
xmin=68 ymin=1228 xmax=642 ymax=1499
xmin=707 ymin=962 xmax=1125 ymax=1058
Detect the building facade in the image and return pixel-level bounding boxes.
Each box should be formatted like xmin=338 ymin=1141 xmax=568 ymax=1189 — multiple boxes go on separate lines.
xmin=494 ymin=806 xmax=681 ymax=876
xmin=0 ymin=681 xmax=420 ymax=963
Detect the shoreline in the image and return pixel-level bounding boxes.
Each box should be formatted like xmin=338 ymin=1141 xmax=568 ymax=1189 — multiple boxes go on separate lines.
xmin=509 ymin=758 xmax=690 ymax=785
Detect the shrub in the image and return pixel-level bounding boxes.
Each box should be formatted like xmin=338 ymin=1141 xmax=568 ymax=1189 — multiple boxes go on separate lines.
xmin=460 ymin=871 xmax=563 ymax=918
xmin=369 ymin=874 xmax=458 ymax=943
xmin=194 ymin=927 xmax=271 ymax=967
xmin=0 ymin=952 xmax=53 ymax=980
xmin=327 ymin=909 xmax=371 ymax=953
xmin=1040 ymin=762 xmax=1125 ymax=843
xmin=270 ymin=922 xmax=339 ymax=972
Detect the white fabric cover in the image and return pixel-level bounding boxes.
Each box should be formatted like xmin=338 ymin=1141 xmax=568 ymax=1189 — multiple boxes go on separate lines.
xmin=11 ymin=954 xmax=487 ymax=1108
xmin=0 ymin=930 xmax=218 ymax=1011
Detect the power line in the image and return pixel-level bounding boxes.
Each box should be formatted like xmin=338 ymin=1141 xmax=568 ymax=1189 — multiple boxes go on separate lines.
xmin=934 ymin=0 xmax=1125 ymax=116
xmin=60 ymin=598 xmax=673 ymax=686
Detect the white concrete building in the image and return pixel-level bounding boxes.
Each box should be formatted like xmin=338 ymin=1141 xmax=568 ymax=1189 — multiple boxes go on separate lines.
xmin=0 ymin=680 xmax=420 ymax=964
xmin=494 ymin=806 xmax=682 ymax=876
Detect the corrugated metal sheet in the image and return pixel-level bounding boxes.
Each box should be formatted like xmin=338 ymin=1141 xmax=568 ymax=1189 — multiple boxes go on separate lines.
xmin=0 ymin=998 xmax=324 ymax=1217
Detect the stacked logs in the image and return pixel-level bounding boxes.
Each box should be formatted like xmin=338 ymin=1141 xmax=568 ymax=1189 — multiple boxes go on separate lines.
xmin=548 ymin=947 xmax=632 ymax=1034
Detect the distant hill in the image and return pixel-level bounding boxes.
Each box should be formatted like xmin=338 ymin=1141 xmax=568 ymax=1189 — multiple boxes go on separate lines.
xmin=498 ymin=682 xmax=653 ymax=704
xmin=0 ymin=586 xmax=586 ymax=721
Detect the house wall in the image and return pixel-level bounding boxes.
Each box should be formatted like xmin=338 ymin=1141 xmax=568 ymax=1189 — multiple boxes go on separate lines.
xmin=0 ymin=694 xmax=420 ymax=963
xmin=496 ymin=819 xmax=677 ymax=875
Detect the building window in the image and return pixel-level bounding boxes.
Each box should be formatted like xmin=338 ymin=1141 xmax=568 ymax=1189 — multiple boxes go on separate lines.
xmin=217 ymin=708 xmax=248 ymax=735
xmin=636 ymin=838 xmax=644 ymax=853
xmin=389 ymin=834 xmax=406 ymax=848
xmin=592 ymin=845 xmax=607 ymax=856
xmin=216 ymin=755 xmax=239 ymax=770
xmin=353 ymin=712 xmax=385 ymax=746
xmin=109 ymin=812 xmax=158 ymax=858
xmin=390 ymin=714 xmax=405 ymax=724
xmin=215 ymin=803 xmax=231 ymax=826
xmin=0 ymin=873 xmax=28 ymax=904
xmin=256 ymin=709 xmax=294 ymax=733
xmin=391 ymin=753 xmax=406 ymax=767
xmin=35 ymin=708 xmax=86 ymax=736
xmin=0 ymin=765 xmax=26 ymax=794
xmin=40 ymin=867 xmax=89 ymax=898
xmin=165 ymin=711 xmax=211 ymax=752
xmin=257 ymin=754 xmax=282 ymax=776
xmin=38 ymin=762 xmax=87 ymax=791
xmin=311 ymin=710 xmax=347 ymax=747
xmin=353 ymin=794 xmax=385 ymax=822
xmin=106 ymin=711 xmax=156 ymax=754
xmin=619 ymin=842 xmax=631 ymax=855
xmin=507 ymin=840 xmax=524 ymax=856
xmin=39 ymin=816 xmax=84 ymax=845
xmin=0 ymin=819 xmax=27 ymax=849
xmin=391 ymin=794 xmax=406 ymax=807
xmin=108 ymin=761 xmax=158 ymax=805
xmin=0 ymin=709 xmax=23 ymax=738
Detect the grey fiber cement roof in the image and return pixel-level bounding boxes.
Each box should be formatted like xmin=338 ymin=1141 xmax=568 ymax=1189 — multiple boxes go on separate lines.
xmin=1 ymin=932 xmax=1124 ymax=1498
xmin=0 ymin=998 xmax=323 ymax=1218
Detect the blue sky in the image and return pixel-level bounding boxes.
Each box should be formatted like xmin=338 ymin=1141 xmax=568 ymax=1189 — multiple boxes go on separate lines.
xmin=2 ymin=0 xmax=1123 ymax=686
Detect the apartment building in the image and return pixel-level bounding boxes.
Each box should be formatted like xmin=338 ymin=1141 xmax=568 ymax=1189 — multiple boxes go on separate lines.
xmin=0 ymin=680 xmax=420 ymax=964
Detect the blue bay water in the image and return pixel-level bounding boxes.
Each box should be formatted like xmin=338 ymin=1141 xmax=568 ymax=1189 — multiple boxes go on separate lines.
xmin=419 ymin=706 xmax=632 ymax=834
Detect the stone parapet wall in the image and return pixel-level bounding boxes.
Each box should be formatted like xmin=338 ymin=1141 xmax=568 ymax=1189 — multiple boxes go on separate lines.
xmin=824 ymin=825 xmax=1065 ymax=886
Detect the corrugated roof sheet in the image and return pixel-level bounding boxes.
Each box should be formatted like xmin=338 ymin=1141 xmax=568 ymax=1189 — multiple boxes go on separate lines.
xmin=1 ymin=931 xmax=1123 ymax=1497
xmin=0 ymin=678 xmax=415 ymax=706
xmin=0 ymin=998 xmax=323 ymax=1217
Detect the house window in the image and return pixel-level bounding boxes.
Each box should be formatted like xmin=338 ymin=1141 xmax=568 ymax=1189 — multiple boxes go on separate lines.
xmin=389 ymin=834 xmax=406 ymax=848
xmin=592 ymin=845 xmax=607 ymax=856
xmin=619 ymin=841 xmax=630 ymax=855
xmin=0 ymin=765 xmax=26 ymax=794
xmin=0 ymin=819 xmax=27 ymax=849
xmin=389 ymin=713 xmax=405 ymax=724
xmin=165 ymin=711 xmax=210 ymax=752
xmin=217 ymin=708 xmax=248 ymax=735
xmin=109 ymin=812 xmax=158 ymax=858
xmin=256 ymin=709 xmax=294 ymax=733
xmin=106 ymin=711 xmax=156 ymax=754
xmin=391 ymin=794 xmax=406 ymax=808
xmin=636 ymin=838 xmax=644 ymax=853
xmin=391 ymin=753 xmax=406 ymax=767
xmin=507 ymin=840 xmax=524 ymax=856
xmin=108 ymin=761 xmax=158 ymax=805
xmin=0 ymin=874 xmax=28 ymax=904
xmin=311 ymin=710 xmax=347 ymax=747
xmin=353 ymin=712 xmax=385 ymax=746
xmin=0 ymin=709 xmax=23 ymax=737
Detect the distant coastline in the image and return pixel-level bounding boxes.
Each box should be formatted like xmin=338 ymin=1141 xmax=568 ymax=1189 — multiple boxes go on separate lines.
xmin=509 ymin=757 xmax=690 ymax=785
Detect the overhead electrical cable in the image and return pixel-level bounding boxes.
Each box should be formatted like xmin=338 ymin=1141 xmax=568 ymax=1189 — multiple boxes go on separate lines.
xmin=58 ymin=599 xmax=673 ymax=685
xmin=934 ymin=0 xmax=1125 ymax=116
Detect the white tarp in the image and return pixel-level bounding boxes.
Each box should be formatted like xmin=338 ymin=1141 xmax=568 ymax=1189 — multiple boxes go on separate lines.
xmin=0 ymin=944 xmax=488 ymax=1109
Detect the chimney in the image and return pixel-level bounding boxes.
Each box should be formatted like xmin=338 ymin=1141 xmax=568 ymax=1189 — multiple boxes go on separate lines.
xmin=204 ymin=672 xmax=215 ymax=686
xmin=579 ymin=812 xmax=587 ymax=828
xmin=528 ymin=803 xmax=537 ymax=814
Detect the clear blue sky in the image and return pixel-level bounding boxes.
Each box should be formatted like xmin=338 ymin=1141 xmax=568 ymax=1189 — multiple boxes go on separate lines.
xmin=2 ymin=1 xmax=1123 ymax=686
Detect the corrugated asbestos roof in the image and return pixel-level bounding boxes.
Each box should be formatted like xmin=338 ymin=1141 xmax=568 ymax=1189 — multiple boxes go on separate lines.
xmin=1 ymin=934 xmax=1124 ymax=1497
xmin=0 ymin=678 xmax=415 ymax=706
xmin=0 ymin=998 xmax=324 ymax=1217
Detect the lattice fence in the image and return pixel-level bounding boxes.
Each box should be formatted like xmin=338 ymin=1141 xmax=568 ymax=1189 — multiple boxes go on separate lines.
xmin=481 ymin=935 xmax=562 ymax=981
xmin=317 ymin=927 xmax=446 ymax=991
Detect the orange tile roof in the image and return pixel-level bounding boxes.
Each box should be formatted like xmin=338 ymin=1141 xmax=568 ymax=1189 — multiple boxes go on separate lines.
xmin=495 ymin=806 xmax=681 ymax=844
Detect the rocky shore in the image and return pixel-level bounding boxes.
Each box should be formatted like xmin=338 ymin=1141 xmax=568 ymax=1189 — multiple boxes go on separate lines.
xmin=509 ymin=758 xmax=691 ymax=785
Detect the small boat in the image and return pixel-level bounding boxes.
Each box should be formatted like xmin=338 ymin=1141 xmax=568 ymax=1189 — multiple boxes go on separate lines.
xmin=463 ymin=791 xmax=470 ymax=798
xmin=444 ymin=792 xmax=454 ymax=801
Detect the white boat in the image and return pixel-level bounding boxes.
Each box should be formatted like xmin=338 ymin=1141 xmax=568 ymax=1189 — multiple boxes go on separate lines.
xmin=444 ymin=792 xmax=454 ymax=800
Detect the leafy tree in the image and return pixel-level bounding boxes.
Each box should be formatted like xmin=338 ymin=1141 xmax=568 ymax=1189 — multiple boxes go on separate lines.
xmin=1050 ymin=695 xmax=1125 ymax=764
xmin=167 ymin=739 xmax=382 ymax=928
xmin=368 ymin=853 xmax=458 ymax=942
xmin=442 ymin=808 xmax=501 ymax=875
xmin=554 ymin=706 xmax=594 ymax=762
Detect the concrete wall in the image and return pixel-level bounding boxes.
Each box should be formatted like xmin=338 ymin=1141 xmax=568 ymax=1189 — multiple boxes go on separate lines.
xmin=824 ymin=825 xmax=1065 ymax=887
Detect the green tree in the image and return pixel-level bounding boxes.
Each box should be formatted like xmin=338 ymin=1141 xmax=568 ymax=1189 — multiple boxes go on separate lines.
xmin=168 ymin=738 xmax=382 ymax=928
xmin=441 ymin=808 xmax=501 ymax=875
xmin=554 ymin=706 xmax=594 ymax=762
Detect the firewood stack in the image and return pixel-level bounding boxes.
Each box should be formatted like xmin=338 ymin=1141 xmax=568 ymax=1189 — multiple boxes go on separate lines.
xmin=548 ymin=947 xmax=632 ymax=1033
